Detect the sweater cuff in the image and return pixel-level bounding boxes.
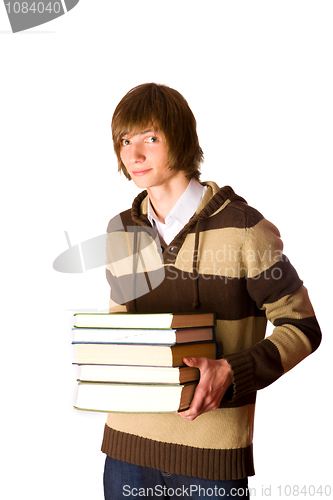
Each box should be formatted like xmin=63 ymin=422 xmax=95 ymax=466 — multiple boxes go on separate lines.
xmin=223 ymin=350 xmax=256 ymax=401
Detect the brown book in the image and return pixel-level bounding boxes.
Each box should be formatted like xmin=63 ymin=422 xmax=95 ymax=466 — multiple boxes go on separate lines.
xmin=72 ymin=326 xmax=214 ymax=345
xmin=73 ymin=341 xmax=217 ymax=367
xmin=77 ymin=364 xmax=200 ymax=384
xmin=75 ymin=381 xmax=197 ymax=413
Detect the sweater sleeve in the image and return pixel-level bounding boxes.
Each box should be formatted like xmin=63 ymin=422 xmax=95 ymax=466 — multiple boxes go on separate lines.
xmin=223 ymin=214 xmax=322 ymax=401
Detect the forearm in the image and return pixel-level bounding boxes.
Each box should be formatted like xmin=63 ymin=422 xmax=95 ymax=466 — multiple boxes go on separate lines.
xmin=224 ymin=285 xmax=321 ymax=401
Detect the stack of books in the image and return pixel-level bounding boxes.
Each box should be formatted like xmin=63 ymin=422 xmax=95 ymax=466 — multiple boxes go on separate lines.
xmin=72 ymin=312 xmax=217 ymax=413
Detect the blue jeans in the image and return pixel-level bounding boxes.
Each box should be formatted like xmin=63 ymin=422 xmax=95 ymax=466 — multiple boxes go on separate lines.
xmin=103 ymin=456 xmax=250 ymax=499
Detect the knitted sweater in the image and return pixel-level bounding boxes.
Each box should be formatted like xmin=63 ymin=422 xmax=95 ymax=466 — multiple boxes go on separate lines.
xmin=102 ymin=182 xmax=321 ymax=480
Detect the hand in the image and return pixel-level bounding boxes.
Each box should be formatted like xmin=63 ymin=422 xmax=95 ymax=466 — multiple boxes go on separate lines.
xmin=178 ymin=357 xmax=233 ymax=421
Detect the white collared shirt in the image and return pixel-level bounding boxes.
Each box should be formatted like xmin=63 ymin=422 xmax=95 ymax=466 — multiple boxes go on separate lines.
xmin=147 ymin=178 xmax=207 ymax=245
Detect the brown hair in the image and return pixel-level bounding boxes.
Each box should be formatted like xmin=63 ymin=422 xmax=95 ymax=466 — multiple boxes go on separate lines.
xmin=111 ymin=83 xmax=203 ymax=180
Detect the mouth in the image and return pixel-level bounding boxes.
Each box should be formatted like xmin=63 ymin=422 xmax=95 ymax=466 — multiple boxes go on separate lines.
xmin=131 ymin=169 xmax=152 ymax=177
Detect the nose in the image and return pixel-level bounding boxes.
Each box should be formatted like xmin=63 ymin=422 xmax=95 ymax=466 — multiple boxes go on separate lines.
xmin=129 ymin=143 xmax=145 ymax=163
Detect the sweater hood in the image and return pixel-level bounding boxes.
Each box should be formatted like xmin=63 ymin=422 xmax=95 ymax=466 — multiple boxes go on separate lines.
xmin=129 ymin=182 xmax=247 ymax=311
xmin=131 ymin=182 xmax=247 ymax=226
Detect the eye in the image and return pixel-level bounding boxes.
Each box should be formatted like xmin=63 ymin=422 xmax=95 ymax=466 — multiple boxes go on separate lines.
xmin=146 ymin=136 xmax=158 ymax=143
xmin=121 ymin=138 xmax=130 ymax=146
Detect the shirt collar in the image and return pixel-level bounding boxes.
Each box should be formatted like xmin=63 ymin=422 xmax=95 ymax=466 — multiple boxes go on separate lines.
xmin=147 ymin=178 xmax=206 ymax=226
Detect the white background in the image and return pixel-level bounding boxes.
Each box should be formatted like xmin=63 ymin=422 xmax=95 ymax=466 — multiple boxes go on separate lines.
xmin=1 ymin=1 xmax=332 ymax=499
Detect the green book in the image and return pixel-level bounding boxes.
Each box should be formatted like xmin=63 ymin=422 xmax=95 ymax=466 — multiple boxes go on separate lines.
xmin=74 ymin=311 xmax=216 ymax=330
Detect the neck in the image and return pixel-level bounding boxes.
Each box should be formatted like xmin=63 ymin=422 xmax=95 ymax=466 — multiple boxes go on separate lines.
xmin=147 ymin=173 xmax=190 ymax=224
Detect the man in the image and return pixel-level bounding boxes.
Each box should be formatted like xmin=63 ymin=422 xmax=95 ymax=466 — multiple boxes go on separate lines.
xmin=103 ymin=83 xmax=321 ymax=499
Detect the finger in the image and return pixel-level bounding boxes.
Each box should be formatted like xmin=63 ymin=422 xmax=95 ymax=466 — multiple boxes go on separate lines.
xmin=180 ymin=384 xmax=207 ymax=419
xmin=178 ymin=405 xmax=201 ymax=420
xmin=180 ymin=397 xmax=220 ymax=420
xmin=180 ymin=386 xmax=224 ymax=419
xmin=183 ymin=356 xmax=197 ymax=366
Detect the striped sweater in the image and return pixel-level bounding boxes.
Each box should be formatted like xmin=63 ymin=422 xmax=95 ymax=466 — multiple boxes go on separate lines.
xmin=102 ymin=182 xmax=321 ymax=480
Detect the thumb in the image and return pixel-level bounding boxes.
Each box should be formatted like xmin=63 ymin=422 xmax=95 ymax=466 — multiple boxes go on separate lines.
xmin=183 ymin=356 xmax=201 ymax=367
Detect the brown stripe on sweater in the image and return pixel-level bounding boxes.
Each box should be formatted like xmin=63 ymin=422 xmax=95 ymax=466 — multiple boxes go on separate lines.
xmin=247 ymin=256 xmax=303 ymax=309
xmin=125 ymin=269 xmax=265 ymax=321
xmin=219 ymin=391 xmax=256 ymax=408
xmin=101 ymin=425 xmax=254 ymax=480
xmin=202 ymin=202 xmax=264 ymax=231
xmin=226 ymin=338 xmax=284 ymax=394
xmin=106 ymin=268 xmax=125 ymax=305
xmin=223 ymin=349 xmax=256 ymax=401
xmin=246 ymin=338 xmax=284 ymax=389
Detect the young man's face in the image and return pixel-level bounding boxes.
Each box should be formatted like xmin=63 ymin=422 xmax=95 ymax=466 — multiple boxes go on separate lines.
xmin=119 ymin=128 xmax=184 ymax=191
